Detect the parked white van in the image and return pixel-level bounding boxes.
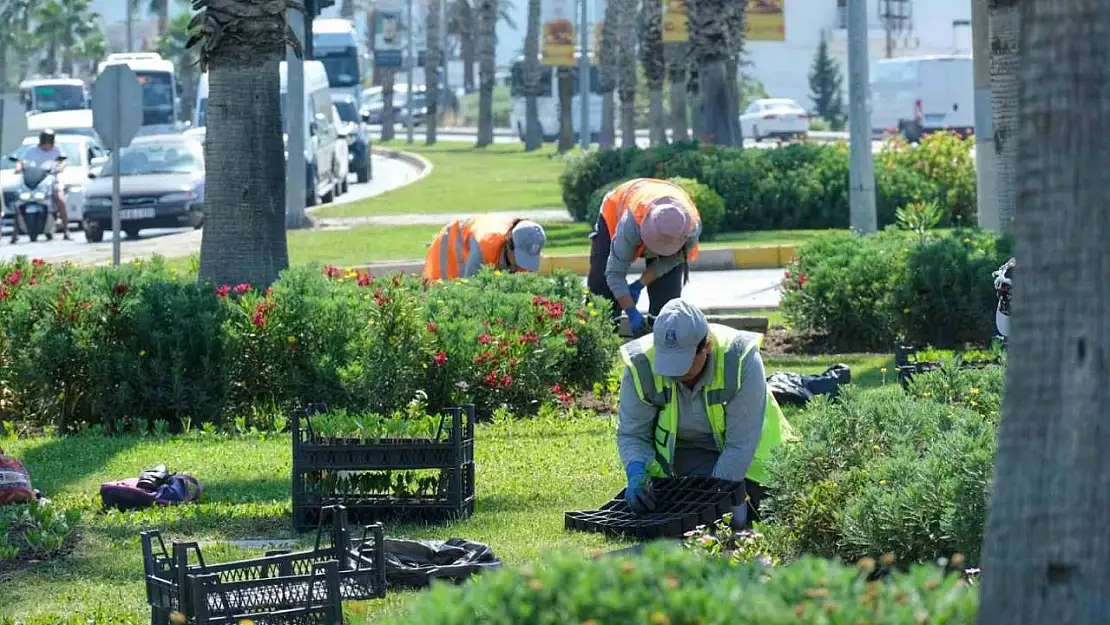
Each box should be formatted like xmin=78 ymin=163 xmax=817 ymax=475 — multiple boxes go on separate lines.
xmin=870 ymin=55 xmax=974 ymax=141
xmin=193 ymin=61 xmax=342 ymax=206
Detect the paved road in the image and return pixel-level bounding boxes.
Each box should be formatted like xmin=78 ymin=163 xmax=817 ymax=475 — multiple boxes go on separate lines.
xmin=615 ymin=268 xmax=783 ymax=313
xmin=0 ymin=154 xmax=408 ymax=263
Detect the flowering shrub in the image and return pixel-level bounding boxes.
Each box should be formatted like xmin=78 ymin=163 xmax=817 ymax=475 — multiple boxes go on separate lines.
xmin=0 ymin=259 xmax=618 ymax=432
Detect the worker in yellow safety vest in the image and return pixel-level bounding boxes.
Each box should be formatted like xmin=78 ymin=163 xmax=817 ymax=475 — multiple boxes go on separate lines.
xmin=422 ymin=214 xmax=547 ymax=281
xmin=616 ymin=298 xmax=794 ymax=526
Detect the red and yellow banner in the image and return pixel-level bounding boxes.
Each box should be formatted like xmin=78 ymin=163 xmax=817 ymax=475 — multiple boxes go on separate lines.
xmin=662 ymin=0 xmax=688 ymax=43
xmin=541 ymin=0 xmax=576 ymax=66
xmin=745 ymin=0 xmax=785 ymax=41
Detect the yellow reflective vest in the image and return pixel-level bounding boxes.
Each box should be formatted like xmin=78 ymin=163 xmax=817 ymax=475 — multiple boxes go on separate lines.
xmin=619 ymin=324 xmax=794 ymax=484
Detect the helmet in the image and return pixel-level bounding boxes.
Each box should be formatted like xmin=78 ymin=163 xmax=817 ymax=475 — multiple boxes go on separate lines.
xmin=993 ymin=258 xmax=1015 ymax=338
xmin=38 ymin=129 xmax=56 ymax=146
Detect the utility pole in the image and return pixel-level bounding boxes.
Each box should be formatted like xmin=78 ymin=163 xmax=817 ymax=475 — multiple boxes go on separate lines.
xmin=405 ymin=0 xmax=416 ymax=144
xmin=847 ymin=0 xmax=876 ymax=233
xmin=577 ymin=0 xmax=590 ymax=150
xmin=305 ymin=0 xmax=316 ymax=59
xmin=287 ymin=3 xmax=309 ymax=228
xmin=971 ymin=0 xmax=998 ymax=231
xmin=126 ymin=0 xmax=135 ymax=53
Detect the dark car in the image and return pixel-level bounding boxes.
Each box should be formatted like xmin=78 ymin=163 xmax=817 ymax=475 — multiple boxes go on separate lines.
xmin=82 ymin=135 xmax=205 ymax=242
xmin=332 ymin=93 xmax=372 ymax=183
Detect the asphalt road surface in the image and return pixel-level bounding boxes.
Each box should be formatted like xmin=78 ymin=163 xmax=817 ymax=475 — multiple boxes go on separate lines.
xmin=0 ymin=154 xmax=408 ymax=263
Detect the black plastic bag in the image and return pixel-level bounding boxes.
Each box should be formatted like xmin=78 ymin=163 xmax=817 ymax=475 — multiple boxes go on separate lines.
xmin=383 ymin=537 xmax=502 ymax=589
xmin=766 ymin=364 xmax=852 ymax=408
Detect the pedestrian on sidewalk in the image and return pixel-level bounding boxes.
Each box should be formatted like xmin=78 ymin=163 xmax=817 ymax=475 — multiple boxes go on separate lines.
xmin=616 ymin=298 xmax=794 ymax=528
xmin=422 ymin=214 xmax=548 ymax=280
xmin=587 ymin=178 xmax=702 ymax=334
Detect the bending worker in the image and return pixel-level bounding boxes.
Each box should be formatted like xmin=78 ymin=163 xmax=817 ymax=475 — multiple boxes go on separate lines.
xmin=588 ymin=178 xmax=702 ymax=333
xmin=423 ymin=214 xmax=547 ymax=280
xmin=616 ymin=298 xmax=794 ymax=527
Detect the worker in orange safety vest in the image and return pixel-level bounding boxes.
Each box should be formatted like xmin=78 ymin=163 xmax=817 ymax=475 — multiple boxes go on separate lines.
xmin=423 ymin=214 xmax=548 ymax=281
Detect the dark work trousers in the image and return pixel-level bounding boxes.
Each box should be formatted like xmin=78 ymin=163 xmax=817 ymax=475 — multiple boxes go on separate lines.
xmin=587 ymin=215 xmax=685 ymax=325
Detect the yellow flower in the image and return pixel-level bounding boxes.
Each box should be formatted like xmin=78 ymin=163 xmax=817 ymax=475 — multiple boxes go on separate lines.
xmin=902 ymin=307 xmax=910 ymax=314
xmin=169 ymin=613 xmax=186 ymax=625
xmin=460 ymin=278 xmax=469 ymax=284
xmin=963 ymin=238 xmax=971 ymax=244
xmin=879 ymin=479 xmax=887 ymax=485
xmin=589 ymin=310 xmax=598 ymax=317
xmin=586 ymin=301 xmax=594 ymax=308
xmin=969 ymin=387 xmax=980 ymax=395
xmin=493 ymin=270 xmax=502 ymax=277
xmin=57 ymin=391 xmax=65 ymax=400
xmin=880 ymin=367 xmax=888 ymax=374
xmin=139 ymin=350 xmax=147 ymax=357
xmin=287 ymin=335 xmax=297 ymax=344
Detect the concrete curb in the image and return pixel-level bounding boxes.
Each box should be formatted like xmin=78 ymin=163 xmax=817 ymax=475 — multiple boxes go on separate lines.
xmin=356 ymin=244 xmax=798 ymax=277
xmin=303 ymin=147 xmax=432 ymax=218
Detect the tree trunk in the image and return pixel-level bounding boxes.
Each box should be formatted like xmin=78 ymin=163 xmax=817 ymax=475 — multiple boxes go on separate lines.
xmin=522 ymin=0 xmax=543 ymax=150
xmin=461 ymin=33 xmax=476 ymax=92
xmin=689 ymin=0 xmax=740 ymax=145
xmin=687 ymin=61 xmax=703 ymax=139
xmin=196 ymin=1 xmax=289 ymax=288
xmin=557 ymin=67 xmax=574 ymax=152
xmin=600 ymin=91 xmax=616 ymax=148
xmin=724 ymin=0 xmax=745 ymax=130
xmin=381 ymin=69 xmax=396 ymax=141
xmin=475 ymin=0 xmax=497 ymax=146
xmin=977 ymin=1 xmax=1110 ymax=622
xmin=724 ymin=55 xmax=742 ymax=140
xmin=598 ymin=5 xmax=619 ymax=149
xmin=615 ymin=0 xmax=637 ymax=147
xmin=989 ymin=0 xmax=1019 ymax=233
xmin=157 ymin=0 xmax=169 ymax=36
xmin=667 ymin=64 xmax=689 ymax=141
xmin=640 ymin=0 xmax=666 ymax=146
xmin=425 ymin=0 xmax=442 ymax=145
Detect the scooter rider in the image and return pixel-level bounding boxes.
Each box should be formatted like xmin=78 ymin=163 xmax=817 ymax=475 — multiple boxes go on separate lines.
xmin=14 ymin=130 xmax=70 ymax=242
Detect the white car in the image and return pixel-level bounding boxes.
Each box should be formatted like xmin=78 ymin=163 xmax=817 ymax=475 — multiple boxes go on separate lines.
xmin=740 ymin=98 xmax=810 ymax=142
xmin=1 ymin=133 xmax=108 ymax=228
xmin=331 ymin=104 xmax=350 ymax=197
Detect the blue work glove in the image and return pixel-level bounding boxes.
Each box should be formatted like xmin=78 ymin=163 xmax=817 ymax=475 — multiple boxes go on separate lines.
xmin=624 ymin=461 xmax=657 ymax=514
xmin=626 ymin=307 xmax=645 ymax=333
xmin=628 ymin=279 xmax=645 ymax=305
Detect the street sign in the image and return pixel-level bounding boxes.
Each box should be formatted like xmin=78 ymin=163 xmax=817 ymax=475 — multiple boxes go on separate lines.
xmin=91 ymin=65 xmax=144 ymax=266
xmin=0 ymin=94 xmax=28 ymax=155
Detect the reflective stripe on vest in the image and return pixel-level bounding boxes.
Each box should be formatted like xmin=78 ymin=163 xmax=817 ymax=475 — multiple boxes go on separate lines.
xmin=600 ymin=178 xmax=702 ymax=262
xmin=422 ymin=215 xmax=517 ymax=280
xmin=619 ymin=325 xmax=795 ymax=484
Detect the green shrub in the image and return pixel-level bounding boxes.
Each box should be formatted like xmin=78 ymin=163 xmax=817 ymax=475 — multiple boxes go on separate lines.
xmin=905 ymin=362 xmax=1004 ymax=419
xmin=388 ymin=543 xmax=979 ymax=624
xmin=0 ymin=259 xmax=618 ymax=431
xmin=762 ymin=383 xmax=996 ymax=565
xmin=560 ymin=147 xmax=641 ymax=221
xmin=781 ymin=230 xmax=1011 ymax=350
xmin=584 ymin=178 xmax=626 ymax=226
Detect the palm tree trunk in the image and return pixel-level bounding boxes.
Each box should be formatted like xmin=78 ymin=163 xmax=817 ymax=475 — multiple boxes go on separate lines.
xmin=686 ymin=57 xmax=703 ymax=139
xmin=666 ymin=55 xmax=689 ymax=141
xmin=977 ymin=0 xmax=1110 ymax=621
xmin=598 ymin=5 xmax=619 ymax=149
xmin=688 ymin=0 xmax=740 ymax=146
xmin=425 ymin=0 xmax=442 ymax=145
xmin=341 ymin=0 xmax=356 ymax=19
xmin=157 ymin=0 xmax=169 ymax=37
xmin=523 ymin=0 xmax=543 ymax=150
xmin=724 ymin=0 xmax=745 ymax=129
xmin=381 ymin=69 xmax=396 ymax=140
xmin=461 ymin=17 xmax=476 ymax=92
xmin=557 ymin=67 xmax=573 ymax=152
xmin=195 ymin=0 xmax=289 ymax=287
xmin=475 ymin=0 xmax=497 ymax=146
xmin=989 ymin=0 xmax=1019 ymax=233
xmin=641 ymin=0 xmax=666 ymax=146
xmin=615 ymin=0 xmax=637 ymax=147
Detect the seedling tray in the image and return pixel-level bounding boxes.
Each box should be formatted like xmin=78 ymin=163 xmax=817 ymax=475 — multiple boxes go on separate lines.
xmin=893 ymin=344 xmax=1001 ymax=389
xmin=142 ymin=505 xmax=386 ymax=624
xmin=564 ymin=476 xmax=746 ymax=540
xmin=292 ymin=406 xmax=476 ymax=531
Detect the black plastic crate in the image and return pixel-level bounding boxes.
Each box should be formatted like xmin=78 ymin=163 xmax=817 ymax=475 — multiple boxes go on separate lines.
xmin=564 ymin=477 xmax=746 ymax=540
xmin=292 ymin=406 xmax=476 ymax=531
xmin=142 ymin=505 xmax=386 ymax=625
xmin=893 ymin=344 xmax=1001 ymax=389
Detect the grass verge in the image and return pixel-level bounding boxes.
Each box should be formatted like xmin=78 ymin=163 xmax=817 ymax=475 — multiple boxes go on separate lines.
xmin=0 ymin=353 xmax=892 ymax=623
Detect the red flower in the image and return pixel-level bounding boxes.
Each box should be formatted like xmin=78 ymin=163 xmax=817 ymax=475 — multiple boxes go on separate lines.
xmin=551 ymin=383 xmax=562 ymax=394
xmin=112 ymin=283 xmax=130 ymax=296
xmin=532 ymin=295 xmax=548 ymax=307
xmin=500 ymin=374 xmax=513 ymax=388
xmin=391 ymin=274 xmax=403 ymax=287
xmin=563 ymin=328 xmax=578 ymax=345
xmin=518 ymin=332 xmax=539 ymax=345
xmin=478 ymin=333 xmax=493 ymax=345
xmin=357 ymin=271 xmax=374 ymax=287
xmin=426 ymin=322 xmax=439 ymax=333
xmin=557 ymin=391 xmax=572 ymax=404
xmin=215 ymin=284 xmax=231 ymax=297
xmin=546 ymin=301 xmax=565 ymax=319
xmin=784 ymin=270 xmax=792 ymax=279
xmin=474 ymin=351 xmax=494 ymax=364
xmin=433 ymin=350 xmax=448 ymax=366
xmin=232 ymin=282 xmax=252 ymax=295
xmin=797 ymin=273 xmax=808 ymax=288
xmin=324 ymin=265 xmax=343 ymax=278
xmin=484 ymin=370 xmax=499 ymax=387
xmin=0 ymin=287 xmax=9 ymax=302
xmin=5 ymin=270 xmax=24 ymax=286
xmin=31 ymin=259 xmax=45 ymax=266
xmin=265 ymin=287 xmax=274 ymax=296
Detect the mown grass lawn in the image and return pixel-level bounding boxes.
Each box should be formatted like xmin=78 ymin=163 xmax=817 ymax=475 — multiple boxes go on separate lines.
xmin=0 ymin=353 xmax=893 ymax=623
xmin=313 ymin=142 xmax=568 ymax=219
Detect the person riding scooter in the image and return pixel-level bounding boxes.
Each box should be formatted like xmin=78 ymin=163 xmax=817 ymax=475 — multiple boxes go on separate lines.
xmin=12 ymin=130 xmax=70 ymax=242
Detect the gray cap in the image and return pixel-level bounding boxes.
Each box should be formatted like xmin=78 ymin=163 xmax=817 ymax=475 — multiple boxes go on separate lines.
xmin=653 ymin=298 xmax=709 ymax=378
xmin=511 ymin=220 xmax=546 ymax=272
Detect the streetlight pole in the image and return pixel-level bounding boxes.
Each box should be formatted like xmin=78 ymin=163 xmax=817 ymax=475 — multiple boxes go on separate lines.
xmin=577 ymin=0 xmax=590 ymax=150
xmin=405 ymin=0 xmax=416 ymax=144
xmin=847 ymin=0 xmax=876 ymax=233
xmin=971 ymin=0 xmax=998 ymax=231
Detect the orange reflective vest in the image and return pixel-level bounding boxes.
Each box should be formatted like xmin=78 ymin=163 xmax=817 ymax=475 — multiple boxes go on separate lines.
xmin=423 ymin=214 xmax=519 ymax=280
xmin=599 ymin=178 xmax=701 ymax=262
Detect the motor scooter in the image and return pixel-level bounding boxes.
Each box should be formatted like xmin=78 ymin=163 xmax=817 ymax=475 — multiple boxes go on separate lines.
xmin=6 ymin=154 xmax=65 ymax=242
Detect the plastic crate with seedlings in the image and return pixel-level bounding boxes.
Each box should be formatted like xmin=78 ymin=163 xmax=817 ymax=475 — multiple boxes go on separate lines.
xmin=893 ymin=343 xmax=1002 ymax=388
xmin=141 ymin=505 xmax=385 ymax=625
xmin=565 ymin=477 xmax=747 ymax=540
xmin=292 ymin=404 xmax=476 ymax=531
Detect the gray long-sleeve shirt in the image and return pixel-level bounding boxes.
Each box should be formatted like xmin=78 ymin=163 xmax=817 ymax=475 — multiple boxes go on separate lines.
xmin=616 ymin=347 xmax=767 ymax=482
xmin=605 ymin=209 xmax=702 ymax=302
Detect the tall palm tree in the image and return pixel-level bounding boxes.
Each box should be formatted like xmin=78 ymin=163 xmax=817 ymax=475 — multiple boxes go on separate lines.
xmin=688 ymin=0 xmax=740 ymax=145
xmin=640 ymin=0 xmax=666 ymax=145
xmin=0 ymin=0 xmax=36 ymax=86
xmin=988 ymin=0 xmax=1018 ymax=233
xmin=71 ymin=28 xmax=107 ymax=78
xmin=425 ymin=0 xmax=442 ymax=144
xmin=521 ymin=0 xmax=543 ymax=150
xmin=187 ymin=0 xmax=295 ymax=287
xmin=723 ymin=0 xmax=745 ymax=132
xmin=556 ymin=67 xmax=573 ymax=152
xmin=664 ymin=42 xmax=689 ymax=141
xmin=615 ymin=0 xmax=638 ymax=147
xmin=978 ymin=0 xmax=1110 ymax=621
xmin=597 ymin=7 xmax=619 ymax=148
xmin=474 ymin=0 xmax=498 ymax=146
xmin=447 ymin=0 xmax=516 ymax=92
xmin=34 ymin=0 xmax=99 ymax=77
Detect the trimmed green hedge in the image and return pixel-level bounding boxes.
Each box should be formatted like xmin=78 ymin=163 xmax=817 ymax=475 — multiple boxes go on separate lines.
xmin=561 ymin=133 xmax=977 ymax=232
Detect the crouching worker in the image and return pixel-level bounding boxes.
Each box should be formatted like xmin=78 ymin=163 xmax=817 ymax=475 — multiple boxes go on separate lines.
xmin=616 ymin=298 xmax=794 ymax=527
xmin=423 ymin=214 xmax=548 ymax=281
xmin=587 ymin=178 xmax=702 ymax=333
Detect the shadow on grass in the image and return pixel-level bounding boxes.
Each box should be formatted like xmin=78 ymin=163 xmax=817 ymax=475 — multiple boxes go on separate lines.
xmin=17 ymin=435 xmax=140 ymax=495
